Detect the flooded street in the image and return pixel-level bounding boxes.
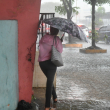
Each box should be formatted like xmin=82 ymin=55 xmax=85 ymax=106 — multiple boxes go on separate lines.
xmin=33 ymin=41 xmax=110 ymax=110
xmin=56 ymin=41 xmax=110 ymax=109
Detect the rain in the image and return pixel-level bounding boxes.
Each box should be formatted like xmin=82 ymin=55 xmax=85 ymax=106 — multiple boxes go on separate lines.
xmin=33 ymin=0 xmax=110 ymax=109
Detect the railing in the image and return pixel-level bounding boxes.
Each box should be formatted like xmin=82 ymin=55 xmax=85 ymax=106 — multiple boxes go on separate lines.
xmin=38 ymin=13 xmax=55 ymax=37
xmin=36 ymin=13 xmax=55 ymax=50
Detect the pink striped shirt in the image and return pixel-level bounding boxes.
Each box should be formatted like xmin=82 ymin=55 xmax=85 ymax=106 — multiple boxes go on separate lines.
xmin=38 ymin=35 xmax=63 ymax=62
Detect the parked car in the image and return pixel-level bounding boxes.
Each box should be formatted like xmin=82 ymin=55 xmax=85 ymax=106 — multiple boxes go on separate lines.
xmin=97 ymin=25 xmax=110 ymax=44
xmin=39 ymin=23 xmax=50 ymax=33
xmin=77 ymin=24 xmax=89 ymax=38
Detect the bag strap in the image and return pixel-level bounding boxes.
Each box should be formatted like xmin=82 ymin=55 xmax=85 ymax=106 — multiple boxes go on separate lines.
xmin=52 ymin=36 xmax=57 ymax=46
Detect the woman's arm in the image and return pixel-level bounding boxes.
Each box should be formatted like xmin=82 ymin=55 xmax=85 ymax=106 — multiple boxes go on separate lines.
xmin=60 ymin=37 xmax=64 ymax=42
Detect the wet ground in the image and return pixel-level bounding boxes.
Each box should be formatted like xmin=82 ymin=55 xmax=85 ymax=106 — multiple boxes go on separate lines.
xmin=33 ymin=41 xmax=110 ymax=110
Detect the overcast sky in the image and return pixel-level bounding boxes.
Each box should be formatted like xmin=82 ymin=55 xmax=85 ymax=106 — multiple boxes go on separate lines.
xmin=41 ymin=0 xmax=110 ymax=12
xmin=41 ymin=0 xmax=110 ymax=23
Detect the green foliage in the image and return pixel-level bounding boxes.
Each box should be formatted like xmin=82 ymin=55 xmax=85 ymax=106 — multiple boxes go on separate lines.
xmin=89 ymin=30 xmax=99 ymax=41
xmin=55 ymin=5 xmax=67 ymax=15
xmin=104 ymin=34 xmax=108 ymax=40
xmin=32 ymin=95 xmax=36 ymax=100
xmin=83 ymin=0 xmax=110 ymax=47
xmin=95 ymin=6 xmax=105 ymax=27
xmin=96 ymin=18 xmax=103 ymax=25
xmin=55 ymin=0 xmax=79 ymax=18
xmin=83 ymin=0 xmax=110 ymax=5
xmin=89 ymin=30 xmax=108 ymax=43
xmin=72 ymin=7 xmax=79 ymax=15
xmin=97 ymin=7 xmax=105 ymax=13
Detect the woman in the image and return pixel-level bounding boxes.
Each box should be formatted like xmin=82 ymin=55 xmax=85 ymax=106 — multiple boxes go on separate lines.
xmin=38 ymin=26 xmax=63 ymax=110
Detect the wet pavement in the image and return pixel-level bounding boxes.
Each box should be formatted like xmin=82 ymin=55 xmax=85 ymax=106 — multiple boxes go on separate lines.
xmin=33 ymin=41 xmax=110 ymax=110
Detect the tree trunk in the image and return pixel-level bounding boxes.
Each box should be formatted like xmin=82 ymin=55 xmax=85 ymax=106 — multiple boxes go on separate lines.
xmin=92 ymin=0 xmax=96 ymax=47
xmin=67 ymin=11 xmax=76 ymax=43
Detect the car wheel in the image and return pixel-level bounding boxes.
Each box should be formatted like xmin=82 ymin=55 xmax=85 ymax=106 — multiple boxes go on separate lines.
xmin=105 ymin=38 xmax=109 ymax=44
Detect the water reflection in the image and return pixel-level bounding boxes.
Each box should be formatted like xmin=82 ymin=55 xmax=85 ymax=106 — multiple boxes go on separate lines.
xmin=56 ymin=100 xmax=110 ymax=110
xmin=56 ymin=43 xmax=110 ymax=109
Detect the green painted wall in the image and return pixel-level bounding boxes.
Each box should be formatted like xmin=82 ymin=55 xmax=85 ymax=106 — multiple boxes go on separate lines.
xmin=0 ymin=20 xmax=18 ymax=110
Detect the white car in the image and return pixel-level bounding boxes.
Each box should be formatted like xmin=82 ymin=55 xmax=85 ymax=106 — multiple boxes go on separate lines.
xmin=77 ymin=24 xmax=89 ymax=38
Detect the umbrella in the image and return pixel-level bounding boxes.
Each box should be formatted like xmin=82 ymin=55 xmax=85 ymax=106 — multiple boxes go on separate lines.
xmin=43 ymin=17 xmax=89 ymax=42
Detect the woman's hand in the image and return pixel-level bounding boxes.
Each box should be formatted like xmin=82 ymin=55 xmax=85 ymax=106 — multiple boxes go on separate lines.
xmin=60 ymin=36 xmax=64 ymax=42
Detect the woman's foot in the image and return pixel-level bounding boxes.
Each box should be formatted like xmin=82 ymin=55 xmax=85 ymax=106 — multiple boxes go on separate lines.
xmin=54 ymin=98 xmax=57 ymax=103
xmin=45 ymin=107 xmax=56 ymax=110
xmin=53 ymin=98 xmax=57 ymax=108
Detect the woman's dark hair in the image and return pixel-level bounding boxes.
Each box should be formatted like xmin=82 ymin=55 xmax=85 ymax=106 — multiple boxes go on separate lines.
xmin=50 ymin=26 xmax=59 ymax=35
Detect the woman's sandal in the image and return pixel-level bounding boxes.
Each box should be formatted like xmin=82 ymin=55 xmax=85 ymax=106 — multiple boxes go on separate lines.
xmin=53 ymin=98 xmax=57 ymax=103
xmin=54 ymin=100 xmax=57 ymax=103
xmin=53 ymin=99 xmax=57 ymax=108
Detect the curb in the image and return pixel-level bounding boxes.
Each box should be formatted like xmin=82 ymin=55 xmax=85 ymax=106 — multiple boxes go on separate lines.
xmin=80 ymin=48 xmax=107 ymax=53
xmin=63 ymin=44 xmax=83 ymax=48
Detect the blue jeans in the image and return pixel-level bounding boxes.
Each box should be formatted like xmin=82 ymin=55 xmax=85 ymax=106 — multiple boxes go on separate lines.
xmin=39 ymin=59 xmax=57 ymax=107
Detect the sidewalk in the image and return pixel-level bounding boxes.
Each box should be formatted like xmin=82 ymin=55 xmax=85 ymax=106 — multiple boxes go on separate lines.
xmin=32 ymin=88 xmax=45 ymax=110
xmin=32 ymin=87 xmax=110 ymax=110
xmin=32 ymin=42 xmax=110 ymax=110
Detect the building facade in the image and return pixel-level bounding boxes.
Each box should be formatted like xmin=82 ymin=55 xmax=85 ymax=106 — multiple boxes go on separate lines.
xmin=0 ymin=0 xmax=41 ymax=109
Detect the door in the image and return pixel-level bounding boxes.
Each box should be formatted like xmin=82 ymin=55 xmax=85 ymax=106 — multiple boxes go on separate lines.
xmin=0 ymin=20 xmax=18 ymax=110
xmin=98 ymin=26 xmax=107 ymax=41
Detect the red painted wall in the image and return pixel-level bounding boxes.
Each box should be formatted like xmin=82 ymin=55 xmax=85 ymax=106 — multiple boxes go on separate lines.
xmin=0 ymin=0 xmax=41 ymax=102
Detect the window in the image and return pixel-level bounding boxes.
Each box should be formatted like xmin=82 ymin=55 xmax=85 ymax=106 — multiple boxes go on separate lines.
xmin=99 ymin=26 xmax=107 ymax=31
xmin=106 ymin=26 xmax=110 ymax=31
